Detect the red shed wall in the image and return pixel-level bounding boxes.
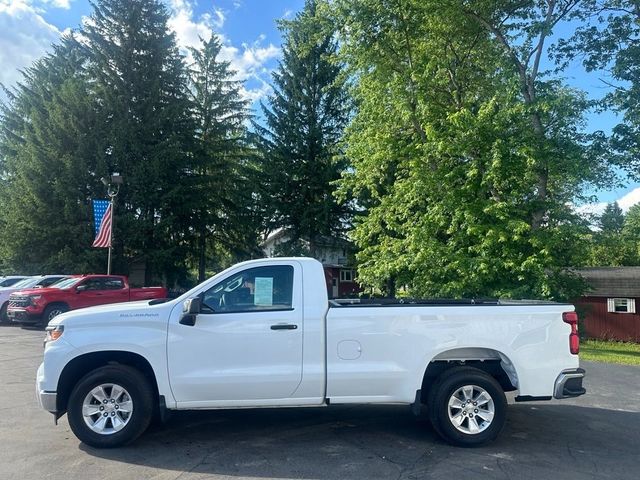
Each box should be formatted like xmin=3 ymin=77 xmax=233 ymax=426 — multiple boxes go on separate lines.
xmin=574 ymin=296 xmax=640 ymax=342
xmin=323 ymin=267 xmax=361 ymax=299
xmin=338 ymin=280 xmax=360 ymax=297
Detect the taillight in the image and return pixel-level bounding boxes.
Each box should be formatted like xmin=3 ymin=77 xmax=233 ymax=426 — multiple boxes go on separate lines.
xmin=563 ymin=312 xmax=579 ymax=354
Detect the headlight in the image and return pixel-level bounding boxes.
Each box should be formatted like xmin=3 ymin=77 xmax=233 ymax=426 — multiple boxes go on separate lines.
xmin=29 ymin=295 xmax=43 ymax=305
xmin=44 ymin=325 xmax=64 ymax=344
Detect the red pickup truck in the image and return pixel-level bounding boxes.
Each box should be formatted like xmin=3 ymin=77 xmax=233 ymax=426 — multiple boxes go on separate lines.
xmin=7 ymin=275 xmax=167 ymax=326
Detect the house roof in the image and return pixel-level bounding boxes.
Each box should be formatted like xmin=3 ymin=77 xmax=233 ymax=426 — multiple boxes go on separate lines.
xmin=263 ymin=228 xmax=287 ymax=244
xmin=262 ymin=229 xmax=352 ymax=248
xmin=575 ymin=267 xmax=640 ymax=297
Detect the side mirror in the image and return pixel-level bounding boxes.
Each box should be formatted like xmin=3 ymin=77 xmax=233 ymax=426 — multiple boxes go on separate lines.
xmin=180 ymin=297 xmax=202 ymax=326
xmin=76 ymin=285 xmax=88 ymax=293
xmin=182 ymin=297 xmax=201 ymax=314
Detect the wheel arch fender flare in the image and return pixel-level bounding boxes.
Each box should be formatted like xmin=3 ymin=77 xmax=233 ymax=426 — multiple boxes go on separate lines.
xmin=418 ymin=347 xmax=520 ymax=401
xmin=56 ymin=350 xmax=161 ymax=413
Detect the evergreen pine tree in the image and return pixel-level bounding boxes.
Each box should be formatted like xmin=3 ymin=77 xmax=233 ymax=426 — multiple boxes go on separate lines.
xmin=82 ymin=0 xmax=194 ymax=284
xmin=186 ymin=36 xmax=253 ymax=281
xmin=256 ymin=0 xmax=351 ymax=256
xmin=599 ymin=202 xmax=625 ymax=234
xmin=0 ymin=36 xmax=107 ymax=273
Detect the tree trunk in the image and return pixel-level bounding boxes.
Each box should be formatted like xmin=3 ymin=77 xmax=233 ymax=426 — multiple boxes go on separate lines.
xmin=385 ymin=276 xmax=396 ymax=298
xmin=198 ymin=225 xmax=206 ymax=283
xmin=308 ymin=236 xmax=318 ymax=259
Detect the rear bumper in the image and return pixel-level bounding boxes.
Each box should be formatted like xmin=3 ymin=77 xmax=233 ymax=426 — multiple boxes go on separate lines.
xmin=553 ymin=368 xmax=586 ymax=399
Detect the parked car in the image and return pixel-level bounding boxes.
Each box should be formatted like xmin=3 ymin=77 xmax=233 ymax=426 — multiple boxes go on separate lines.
xmin=0 ymin=276 xmax=29 ymax=288
xmin=36 ymin=258 xmax=585 ymax=448
xmin=0 ymin=275 xmax=68 ymax=324
xmin=8 ymin=274 xmax=167 ymax=326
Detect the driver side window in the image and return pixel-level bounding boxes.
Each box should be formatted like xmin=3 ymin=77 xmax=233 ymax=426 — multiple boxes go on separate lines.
xmin=201 ymin=265 xmax=294 ymax=313
xmin=81 ymin=278 xmax=105 ymax=291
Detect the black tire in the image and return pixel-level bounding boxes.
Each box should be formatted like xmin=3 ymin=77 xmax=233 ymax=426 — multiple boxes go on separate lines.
xmin=41 ymin=304 xmax=68 ymax=327
xmin=67 ymin=365 xmax=154 ymax=448
xmin=0 ymin=302 xmax=8 ymax=324
xmin=427 ymin=367 xmax=507 ymax=447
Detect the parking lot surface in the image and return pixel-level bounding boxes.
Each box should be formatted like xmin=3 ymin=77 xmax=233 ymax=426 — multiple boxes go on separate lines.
xmin=1 ymin=325 xmax=639 ymax=480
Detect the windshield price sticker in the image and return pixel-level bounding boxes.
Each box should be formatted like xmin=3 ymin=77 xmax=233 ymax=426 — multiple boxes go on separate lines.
xmin=254 ymin=277 xmax=274 ymax=306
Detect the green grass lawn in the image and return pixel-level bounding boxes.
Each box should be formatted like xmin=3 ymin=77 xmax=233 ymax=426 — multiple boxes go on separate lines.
xmin=580 ymin=339 xmax=640 ymax=366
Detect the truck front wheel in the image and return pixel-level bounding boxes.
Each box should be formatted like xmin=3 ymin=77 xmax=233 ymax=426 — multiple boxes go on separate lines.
xmin=41 ymin=304 xmax=68 ymax=326
xmin=427 ymin=367 xmax=507 ymax=447
xmin=67 ymin=365 xmax=154 ymax=448
xmin=0 ymin=302 xmax=8 ymax=324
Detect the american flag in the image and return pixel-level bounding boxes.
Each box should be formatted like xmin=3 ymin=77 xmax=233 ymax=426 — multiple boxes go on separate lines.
xmin=92 ymin=199 xmax=112 ymax=248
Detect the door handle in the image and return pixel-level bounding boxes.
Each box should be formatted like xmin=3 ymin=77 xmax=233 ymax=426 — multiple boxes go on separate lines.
xmin=270 ymin=324 xmax=298 ymax=330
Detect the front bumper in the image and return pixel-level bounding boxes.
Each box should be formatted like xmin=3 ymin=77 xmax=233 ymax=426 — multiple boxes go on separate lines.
xmin=36 ymin=363 xmax=58 ymax=413
xmin=38 ymin=390 xmax=58 ymax=413
xmin=8 ymin=308 xmax=41 ymax=324
xmin=553 ymin=368 xmax=586 ymax=399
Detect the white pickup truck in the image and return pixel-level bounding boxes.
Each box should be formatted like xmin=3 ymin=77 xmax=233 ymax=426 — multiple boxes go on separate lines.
xmin=37 ymin=257 xmax=585 ymax=448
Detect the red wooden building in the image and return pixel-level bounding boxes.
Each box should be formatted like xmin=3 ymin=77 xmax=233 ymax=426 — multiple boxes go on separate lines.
xmin=574 ymin=267 xmax=640 ymax=342
xmin=323 ymin=265 xmax=360 ymax=299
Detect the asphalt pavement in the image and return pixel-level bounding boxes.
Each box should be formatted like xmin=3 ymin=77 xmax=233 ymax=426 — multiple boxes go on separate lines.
xmin=1 ymin=325 xmax=639 ymax=480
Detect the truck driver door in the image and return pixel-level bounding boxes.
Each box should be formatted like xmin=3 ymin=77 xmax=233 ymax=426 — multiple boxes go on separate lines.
xmin=167 ymin=262 xmax=304 ymax=405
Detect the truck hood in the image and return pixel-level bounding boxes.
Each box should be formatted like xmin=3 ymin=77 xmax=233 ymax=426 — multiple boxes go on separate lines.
xmin=50 ymin=299 xmax=176 ymax=327
xmin=10 ymin=286 xmax=63 ymax=296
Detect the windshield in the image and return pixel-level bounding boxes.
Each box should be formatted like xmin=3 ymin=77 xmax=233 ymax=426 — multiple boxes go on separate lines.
xmin=52 ymin=277 xmax=82 ymax=289
xmin=8 ymin=277 xmax=38 ymax=289
xmin=37 ymin=276 xmax=68 ymax=288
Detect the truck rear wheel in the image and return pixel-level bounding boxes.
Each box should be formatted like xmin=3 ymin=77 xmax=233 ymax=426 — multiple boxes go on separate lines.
xmin=67 ymin=365 xmax=154 ymax=448
xmin=427 ymin=367 xmax=506 ymax=447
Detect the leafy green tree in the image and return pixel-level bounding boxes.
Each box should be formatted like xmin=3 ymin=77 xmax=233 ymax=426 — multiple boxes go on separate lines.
xmin=257 ymin=0 xmax=351 ymax=256
xmin=333 ymin=0 xmax=599 ymax=299
xmin=186 ymin=36 xmax=254 ymax=281
xmin=623 ymin=203 xmax=640 ymax=238
xmin=585 ymin=233 xmax=639 ymax=265
xmin=82 ymin=0 xmax=195 ymax=284
xmin=557 ymin=0 xmax=640 ymax=174
xmin=585 ymin=203 xmax=640 ymax=266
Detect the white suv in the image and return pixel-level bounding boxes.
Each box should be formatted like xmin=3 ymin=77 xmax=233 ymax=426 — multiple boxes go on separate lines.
xmin=0 ymin=275 xmax=68 ymax=323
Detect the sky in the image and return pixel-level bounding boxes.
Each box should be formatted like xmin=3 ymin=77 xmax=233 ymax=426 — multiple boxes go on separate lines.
xmin=0 ymin=0 xmax=638 ymax=214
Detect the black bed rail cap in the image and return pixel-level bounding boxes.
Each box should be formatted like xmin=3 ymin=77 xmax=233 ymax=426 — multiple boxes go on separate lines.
xmin=330 ymin=298 xmax=564 ymax=307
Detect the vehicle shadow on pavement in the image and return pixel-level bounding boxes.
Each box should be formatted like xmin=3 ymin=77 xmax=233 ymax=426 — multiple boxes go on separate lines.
xmin=0 ymin=323 xmax=44 ymax=330
xmin=79 ymin=403 xmax=640 ymax=480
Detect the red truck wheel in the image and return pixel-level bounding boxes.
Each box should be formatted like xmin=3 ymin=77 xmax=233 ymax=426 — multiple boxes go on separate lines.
xmin=42 ymin=304 xmax=68 ymax=326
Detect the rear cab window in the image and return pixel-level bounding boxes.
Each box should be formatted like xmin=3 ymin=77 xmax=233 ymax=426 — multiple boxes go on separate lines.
xmin=104 ymin=277 xmax=125 ymax=290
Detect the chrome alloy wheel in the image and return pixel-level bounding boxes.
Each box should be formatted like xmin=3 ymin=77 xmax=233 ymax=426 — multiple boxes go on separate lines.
xmin=47 ymin=309 xmax=63 ymax=321
xmin=82 ymin=383 xmax=133 ymax=435
xmin=447 ymin=385 xmax=495 ymax=434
